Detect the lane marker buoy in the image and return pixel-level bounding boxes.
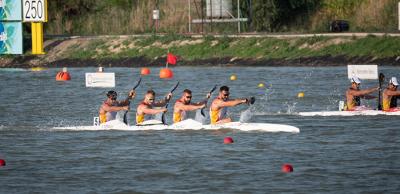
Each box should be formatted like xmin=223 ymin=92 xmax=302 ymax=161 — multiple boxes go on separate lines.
xmin=230 ymin=74 xmax=237 ymax=81
xmin=0 ymin=159 xmax=6 ymax=167
xmin=159 ymin=68 xmax=173 ymax=79
xmin=297 ymin=92 xmax=304 ymax=98
xmin=224 ymin=136 xmax=234 ymax=144
xmin=56 ymin=67 xmax=71 ymax=81
xmin=141 ymin=68 xmax=151 ymax=75
xmin=282 ymin=164 xmax=293 ymax=173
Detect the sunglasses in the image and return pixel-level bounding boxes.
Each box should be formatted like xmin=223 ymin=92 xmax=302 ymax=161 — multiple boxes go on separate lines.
xmin=223 ymin=93 xmax=230 ymax=97
xmin=148 ymin=98 xmax=155 ymax=101
xmin=185 ymin=96 xmax=192 ymax=99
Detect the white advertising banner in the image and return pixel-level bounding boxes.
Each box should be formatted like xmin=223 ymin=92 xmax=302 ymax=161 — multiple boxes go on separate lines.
xmin=85 ymin=73 xmax=115 ymax=88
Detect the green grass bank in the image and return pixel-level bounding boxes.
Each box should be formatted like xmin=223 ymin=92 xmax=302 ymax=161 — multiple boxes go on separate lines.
xmin=1 ymin=35 xmax=400 ymax=67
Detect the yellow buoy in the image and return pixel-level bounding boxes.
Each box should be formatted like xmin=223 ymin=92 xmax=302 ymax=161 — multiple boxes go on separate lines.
xmin=30 ymin=67 xmax=47 ymax=71
xmin=258 ymin=83 xmax=265 ymax=88
xmin=230 ymin=74 xmax=237 ymax=81
xmin=297 ymin=92 xmax=305 ymax=98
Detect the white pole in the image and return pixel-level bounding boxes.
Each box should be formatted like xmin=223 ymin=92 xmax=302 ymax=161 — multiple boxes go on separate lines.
xmin=188 ymin=0 xmax=191 ymax=33
xmin=238 ymin=0 xmax=240 ymax=33
xmin=398 ymin=2 xmax=400 ymax=31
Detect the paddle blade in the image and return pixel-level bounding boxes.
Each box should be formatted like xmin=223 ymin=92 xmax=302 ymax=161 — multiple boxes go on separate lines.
xmin=249 ymin=97 xmax=256 ymax=105
xmin=133 ymin=77 xmax=142 ymax=90
xmin=379 ymin=73 xmax=385 ymax=83
xmin=210 ymin=85 xmax=217 ymax=93
xmin=170 ymin=81 xmax=180 ymax=93
xmin=200 ymin=108 xmax=206 ymax=117
xmin=161 ymin=114 xmax=166 ymax=125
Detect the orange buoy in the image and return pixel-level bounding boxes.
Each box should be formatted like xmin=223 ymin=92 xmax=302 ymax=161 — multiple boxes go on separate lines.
xmin=282 ymin=164 xmax=293 ymax=173
xmin=223 ymin=136 xmax=234 ymax=144
xmin=56 ymin=67 xmax=71 ymax=81
xmin=0 ymin=159 xmax=5 ymax=167
xmin=159 ymin=68 xmax=173 ymax=79
xmin=141 ymin=68 xmax=151 ymax=75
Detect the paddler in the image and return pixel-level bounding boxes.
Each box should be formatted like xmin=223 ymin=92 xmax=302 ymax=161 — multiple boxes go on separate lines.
xmin=382 ymin=77 xmax=400 ymax=111
xmin=99 ymin=90 xmax=136 ymax=124
xmin=136 ymin=90 xmax=172 ymax=125
xmin=173 ymin=89 xmax=209 ymax=123
xmin=210 ymin=86 xmax=250 ymax=124
xmin=345 ymin=76 xmax=379 ymax=111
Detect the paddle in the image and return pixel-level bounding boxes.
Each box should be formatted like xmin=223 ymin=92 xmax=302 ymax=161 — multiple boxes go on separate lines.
xmin=123 ymin=77 xmax=142 ymax=124
xmin=161 ymin=81 xmax=180 ymax=124
xmin=200 ymin=85 xmax=218 ymax=117
xmin=377 ymin=73 xmax=385 ymax=110
xmin=248 ymin=96 xmax=256 ymax=105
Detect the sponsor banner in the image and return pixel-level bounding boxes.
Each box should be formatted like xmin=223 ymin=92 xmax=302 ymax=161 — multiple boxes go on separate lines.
xmin=85 ymin=73 xmax=116 ymax=88
xmin=348 ymin=65 xmax=378 ymax=80
xmin=0 ymin=22 xmax=23 ymax=54
xmin=0 ymin=0 xmax=22 ymax=21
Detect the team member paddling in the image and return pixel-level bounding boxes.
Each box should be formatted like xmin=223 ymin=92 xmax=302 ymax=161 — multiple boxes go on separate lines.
xmin=210 ymin=86 xmax=250 ymax=124
xmin=382 ymin=77 xmax=400 ymax=111
xmin=173 ymin=89 xmax=209 ymax=123
xmin=99 ymin=90 xmax=135 ymax=124
xmin=345 ymin=77 xmax=379 ymax=111
xmin=136 ymin=90 xmax=172 ymax=125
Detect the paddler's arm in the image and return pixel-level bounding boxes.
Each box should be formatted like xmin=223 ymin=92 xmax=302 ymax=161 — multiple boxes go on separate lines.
xmin=195 ymin=92 xmax=212 ymax=105
xmin=349 ymin=87 xmax=379 ymax=96
xmin=177 ymin=102 xmax=205 ymax=111
xmin=102 ymin=104 xmax=129 ymax=112
xmin=361 ymin=95 xmax=376 ymax=99
xmin=217 ymin=98 xmax=247 ymax=107
xmin=119 ymin=90 xmax=136 ymax=106
xmin=141 ymin=107 xmax=167 ymax=115
xmin=154 ymin=93 xmax=173 ymax=107
xmin=384 ymin=90 xmax=400 ymax=96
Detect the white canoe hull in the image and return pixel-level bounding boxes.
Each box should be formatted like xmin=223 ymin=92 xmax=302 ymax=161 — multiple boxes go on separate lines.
xmin=298 ymin=110 xmax=400 ymax=116
xmin=54 ymin=119 xmax=300 ymax=133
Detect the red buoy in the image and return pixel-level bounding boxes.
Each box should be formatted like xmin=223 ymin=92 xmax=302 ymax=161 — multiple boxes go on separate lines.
xmin=56 ymin=67 xmax=71 ymax=81
xmin=282 ymin=164 xmax=293 ymax=173
xmin=223 ymin=136 xmax=234 ymax=144
xmin=141 ymin=68 xmax=151 ymax=75
xmin=159 ymin=68 xmax=173 ymax=79
xmin=0 ymin=159 xmax=5 ymax=167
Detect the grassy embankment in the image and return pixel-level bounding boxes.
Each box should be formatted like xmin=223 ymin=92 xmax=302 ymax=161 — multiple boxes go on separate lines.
xmin=63 ymin=35 xmax=400 ymax=63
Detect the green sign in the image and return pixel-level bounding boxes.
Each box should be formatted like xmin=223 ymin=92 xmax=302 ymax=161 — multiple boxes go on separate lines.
xmin=0 ymin=0 xmax=22 ymax=21
xmin=0 ymin=22 xmax=23 ymax=54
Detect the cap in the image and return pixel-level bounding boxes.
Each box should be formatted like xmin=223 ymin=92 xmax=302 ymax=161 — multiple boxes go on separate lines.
xmin=390 ymin=77 xmax=399 ymax=86
xmin=350 ymin=76 xmax=361 ymax=84
xmin=106 ymin=90 xmax=117 ymax=98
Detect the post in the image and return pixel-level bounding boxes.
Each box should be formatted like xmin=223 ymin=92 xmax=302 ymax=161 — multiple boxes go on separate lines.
xmin=398 ymin=2 xmax=400 ymax=31
xmin=201 ymin=0 xmax=204 ymax=34
xmin=31 ymin=22 xmax=45 ymax=54
xmin=188 ymin=0 xmax=191 ymax=33
xmin=237 ymin=0 xmax=240 ymax=33
xmin=210 ymin=0 xmax=213 ymax=33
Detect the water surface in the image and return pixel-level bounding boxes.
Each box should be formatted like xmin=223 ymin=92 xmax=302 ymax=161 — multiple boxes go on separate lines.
xmin=0 ymin=66 xmax=399 ymax=193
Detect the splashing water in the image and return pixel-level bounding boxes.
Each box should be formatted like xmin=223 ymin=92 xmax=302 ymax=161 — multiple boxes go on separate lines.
xmin=284 ymin=102 xmax=297 ymax=114
xmin=239 ymin=107 xmax=253 ymax=122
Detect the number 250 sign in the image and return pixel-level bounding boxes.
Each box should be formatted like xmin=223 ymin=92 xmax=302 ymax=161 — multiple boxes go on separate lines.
xmin=23 ymin=0 xmax=47 ymax=22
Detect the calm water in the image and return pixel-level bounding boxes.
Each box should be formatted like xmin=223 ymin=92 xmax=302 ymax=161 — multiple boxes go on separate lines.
xmin=0 ymin=66 xmax=399 ymax=193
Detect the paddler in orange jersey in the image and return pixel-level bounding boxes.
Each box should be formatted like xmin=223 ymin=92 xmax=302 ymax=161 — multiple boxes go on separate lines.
xmin=382 ymin=77 xmax=400 ymax=111
xmin=136 ymin=90 xmax=172 ymax=125
xmin=345 ymin=76 xmax=379 ymax=111
xmin=99 ymin=90 xmax=136 ymax=124
xmin=210 ymin=86 xmax=249 ymax=124
xmin=173 ymin=89 xmax=209 ymax=123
